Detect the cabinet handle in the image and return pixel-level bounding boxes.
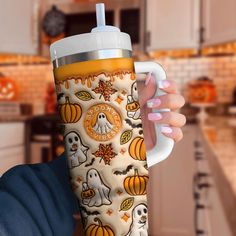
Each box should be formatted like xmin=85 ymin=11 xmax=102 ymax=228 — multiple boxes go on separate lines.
xmin=145 ymin=31 xmax=151 ymax=48
xmin=196 ymin=229 xmax=205 ymax=235
xmin=200 ymin=27 xmax=205 ymax=44
xmin=31 ymin=0 xmax=39 ymax=50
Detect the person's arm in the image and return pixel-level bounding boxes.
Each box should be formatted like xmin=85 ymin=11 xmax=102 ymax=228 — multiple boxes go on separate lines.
xmin=0 ymin=154 xmax=79 ymax=236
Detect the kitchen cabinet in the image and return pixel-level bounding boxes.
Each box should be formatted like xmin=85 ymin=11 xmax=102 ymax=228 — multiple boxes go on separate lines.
xmin=146 ymin=0 xmax=200 ymax=51
xmin=202 ymin=0 xmax=236 ymax=46
xmin=148 ymin=125 xmax=196 ymax=236
xmin=0 ymin=0 xmax=39 ymax=55
xmin=0 ymin=123 xmax=25 ymax=176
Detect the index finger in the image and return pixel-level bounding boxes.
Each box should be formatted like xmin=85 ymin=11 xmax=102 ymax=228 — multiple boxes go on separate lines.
xmin=157 ymin=79 xmax=178 ymax=94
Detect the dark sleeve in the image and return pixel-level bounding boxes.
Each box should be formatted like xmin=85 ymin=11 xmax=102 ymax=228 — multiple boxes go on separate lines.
xmin=0 ymin=154 xmax=79 ymax=236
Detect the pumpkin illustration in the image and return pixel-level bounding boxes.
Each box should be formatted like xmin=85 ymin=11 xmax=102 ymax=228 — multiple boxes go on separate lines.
xmin=81 ymin=184 xmax=96 ymax=199
xmin=58 ymin=97 xmax=82 ymax=123
xmin=0 ymin=74 xmax=17 ymax=101
xmin=85 ymin=218 xmax=115 ymax=236
xmin=124 ymin=169 xmax=149 ymax=196
xmin=129 ymin=137 xmax=146 ymax=161
xmin=126 ymin=101 xmax=140 ymax=112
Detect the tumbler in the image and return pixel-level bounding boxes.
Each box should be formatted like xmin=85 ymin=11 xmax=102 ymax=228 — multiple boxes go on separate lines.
xmin=50 ymin=3 xmax=174 ymax=235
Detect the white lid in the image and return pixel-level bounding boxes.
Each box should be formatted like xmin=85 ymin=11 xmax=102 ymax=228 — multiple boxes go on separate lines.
xmin=50 ymin=3 xmax=132 ymax=62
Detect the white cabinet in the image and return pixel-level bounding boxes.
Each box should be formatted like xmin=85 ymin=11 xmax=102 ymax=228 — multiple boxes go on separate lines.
xmin=148 ymin=126 xmax=196 ymax=236
xmin=146 ymin=0 xmax=200 ymax=51
xmin=202 ymin=0 xmax=236 ymax=46
xmin=0 ymin=123 xmax=25 ymax=176
xmin=0 ymin=0 xmax=39 ymax=55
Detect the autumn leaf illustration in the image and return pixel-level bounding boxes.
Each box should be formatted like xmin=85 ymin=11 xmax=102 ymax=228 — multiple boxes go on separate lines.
xmin=92 ymin=143 xmax=117 ymax=165
xmin=92 ymin=80 xmax=117 ymax=101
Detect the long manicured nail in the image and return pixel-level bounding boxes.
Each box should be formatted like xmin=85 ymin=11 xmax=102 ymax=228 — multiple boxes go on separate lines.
xmin=147 ymin=98 xmax=161 ymax=108
xmin=145 ymin=72 xmax=152 ymax=86
xmin=158 ymin=80 xmax=170 ymax=89
xmin=161 ymin=126 xmax=173 ymax=134
xmin=148 ymin=113 xmax=162 ymax=121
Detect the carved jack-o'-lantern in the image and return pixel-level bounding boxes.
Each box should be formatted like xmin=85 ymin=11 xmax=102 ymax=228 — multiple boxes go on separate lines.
xmin=0 ymin=74 xmax=17 ymax=101
xmin=126 ymin=101 xmax=140 ymax=112
xmin=188 ymin=77 xmax=217 ymax=104
xmin=81 ymin=188 xmax=95 ymax=199
xmin=81 ymin=182 xmax=96 ymax=199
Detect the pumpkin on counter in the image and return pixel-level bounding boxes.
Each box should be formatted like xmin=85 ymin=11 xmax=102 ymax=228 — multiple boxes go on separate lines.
xmin=123 ymin=169 xmax=149 ymax=196
xmin=85 ymin=218 xmax=115 ymax=236
xmin=58 ymin=97 xmax=82 ymax=123
xmin=129 ymin=136 xmax=146 ymax=161
xmin=0 ymin=73 xmax=17 ymax=101
xmin=188 ymin=77 xmax=217 ymax=104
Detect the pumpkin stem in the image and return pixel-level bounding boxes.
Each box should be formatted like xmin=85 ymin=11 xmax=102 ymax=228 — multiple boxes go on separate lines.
xmin=94 ymin=217 xmax=103 ymax=226
xmin=134 ymin=169 xmax=139 ymax=176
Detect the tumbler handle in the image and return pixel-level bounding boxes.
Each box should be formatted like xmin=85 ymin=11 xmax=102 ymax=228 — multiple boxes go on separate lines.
xmin=134 ymin=61 xmax=174 ymax=167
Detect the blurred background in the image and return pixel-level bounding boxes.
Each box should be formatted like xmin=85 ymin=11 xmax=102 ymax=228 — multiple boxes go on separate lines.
xmin=0 ymin=0 xmax=236 ymax=235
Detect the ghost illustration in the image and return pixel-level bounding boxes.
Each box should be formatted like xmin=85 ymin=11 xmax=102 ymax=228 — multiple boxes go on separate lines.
xmin=65 ymin=131 xmax=89 ymax=168
xmin=82 ymin=168 xmax=111 ymax=207
xmin=126 ymin=203 xmax=148 ymax=236
xmin=126 ymin=82 xmax=141 ymax=120
xmin=93 ymin=112 xmax=113 ymax=134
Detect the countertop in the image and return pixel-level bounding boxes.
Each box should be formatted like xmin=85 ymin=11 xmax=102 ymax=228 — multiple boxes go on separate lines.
xmin=0 ymin=115 xmax=32 ymax=123
xmin=200 ymin=116 xmax=236 ymax=235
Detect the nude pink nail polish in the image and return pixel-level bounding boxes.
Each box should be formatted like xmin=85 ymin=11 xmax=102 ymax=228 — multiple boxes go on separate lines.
xmin=158 ymin=80 xmax=170 ymax=89
xmin=148 ymin=113 xmax=162 ymax=121
xmin=147 ymin=98 xmax=161 ymax=108
xmin=161 ymin=126 xmax=173 ymax=134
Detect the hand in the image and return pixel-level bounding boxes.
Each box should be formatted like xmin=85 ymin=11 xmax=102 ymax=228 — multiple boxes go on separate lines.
xmin=137 ymin=75 xmax=186 ymax=150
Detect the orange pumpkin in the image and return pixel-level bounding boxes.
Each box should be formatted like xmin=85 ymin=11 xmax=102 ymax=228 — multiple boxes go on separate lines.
xmin=58 ymin=97 xmax=82 ymax=123
xmin=129 ymin=137 xmax=146 ymax=161
xmin=81 ymin=188 xmax=95 ymax=199
xmin=0 ymin=74 xmax=17 ymax=101
xmin=123 ymin=169 xmax=149 ymax=196
xmin=85 ymin=218 xmax=115 ymax=236
xmin=126 ymin=101 xmax=140 ymax=112
xmin=188 ymin=77 xmax=217 ymax=104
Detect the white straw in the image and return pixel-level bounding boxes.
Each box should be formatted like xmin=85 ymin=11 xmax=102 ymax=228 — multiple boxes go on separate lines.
xmin=96 ymin=3 xmax=106 ymax=27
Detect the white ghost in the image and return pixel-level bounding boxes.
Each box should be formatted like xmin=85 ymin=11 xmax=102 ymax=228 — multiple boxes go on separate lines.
xmin=127 ymin=82 xmax=141 ymax=120
xmin=131 ymin=82 xmax=139 ymax=101
xmin=93 ymin=112 xmax=113 ymax=134
xmin=83 ymin=168 xmax=111 ymax=207
xmin=65 ymin=131 xmax=89 ymax=168
xmin=126 ymin=203 xmax=148 ymax=236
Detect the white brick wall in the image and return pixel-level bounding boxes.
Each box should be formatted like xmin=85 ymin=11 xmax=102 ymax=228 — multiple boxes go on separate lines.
xmin=0 ymin=55 xmax=235 ymax=105
xmin=157 ymin=55 xmax=236 ymax=103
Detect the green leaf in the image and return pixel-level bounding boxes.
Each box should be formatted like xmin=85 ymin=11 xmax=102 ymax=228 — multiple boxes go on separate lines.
xmin=120 ymin=130 xmax=133 ymax=145
xmin=75 ymin=91 xmax=93 ymax=101
xmin=119 ymin=197 xmax=134 ymax=211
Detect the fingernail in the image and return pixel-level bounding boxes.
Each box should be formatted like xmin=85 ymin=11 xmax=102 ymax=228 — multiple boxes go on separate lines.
xmin=147 ymin=98 xmax=161 ymax=108
xmin=158 ymin=80 xmax=170 ymax=89
xmin=161 ymin=126 xmax=173 ymax=134
xmin=148 ymin=113 xmax=162 ymax=121
xmin=145 ymin=72 xmax=152 ymax=86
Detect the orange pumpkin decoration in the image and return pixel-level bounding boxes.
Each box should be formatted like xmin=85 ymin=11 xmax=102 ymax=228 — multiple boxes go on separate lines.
xmin=123 ymin=169 xmax=149 ymax=196
xmin=129 ymin=137 xmax=146 ymax=161
xmin=126 ymin=101 xmax=140 ymax=112
xmin=85 ymin=218 xmax=115 ymax=236
xmin=0 ymin=74 xmax=17 ymax=101
xmin=81 ymin=188 xmax=95 ymax=199
xmin=188 ymin=77 xmax=217 ymax=104
xmin=58 ymin=97 xmax=82 ymax=123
